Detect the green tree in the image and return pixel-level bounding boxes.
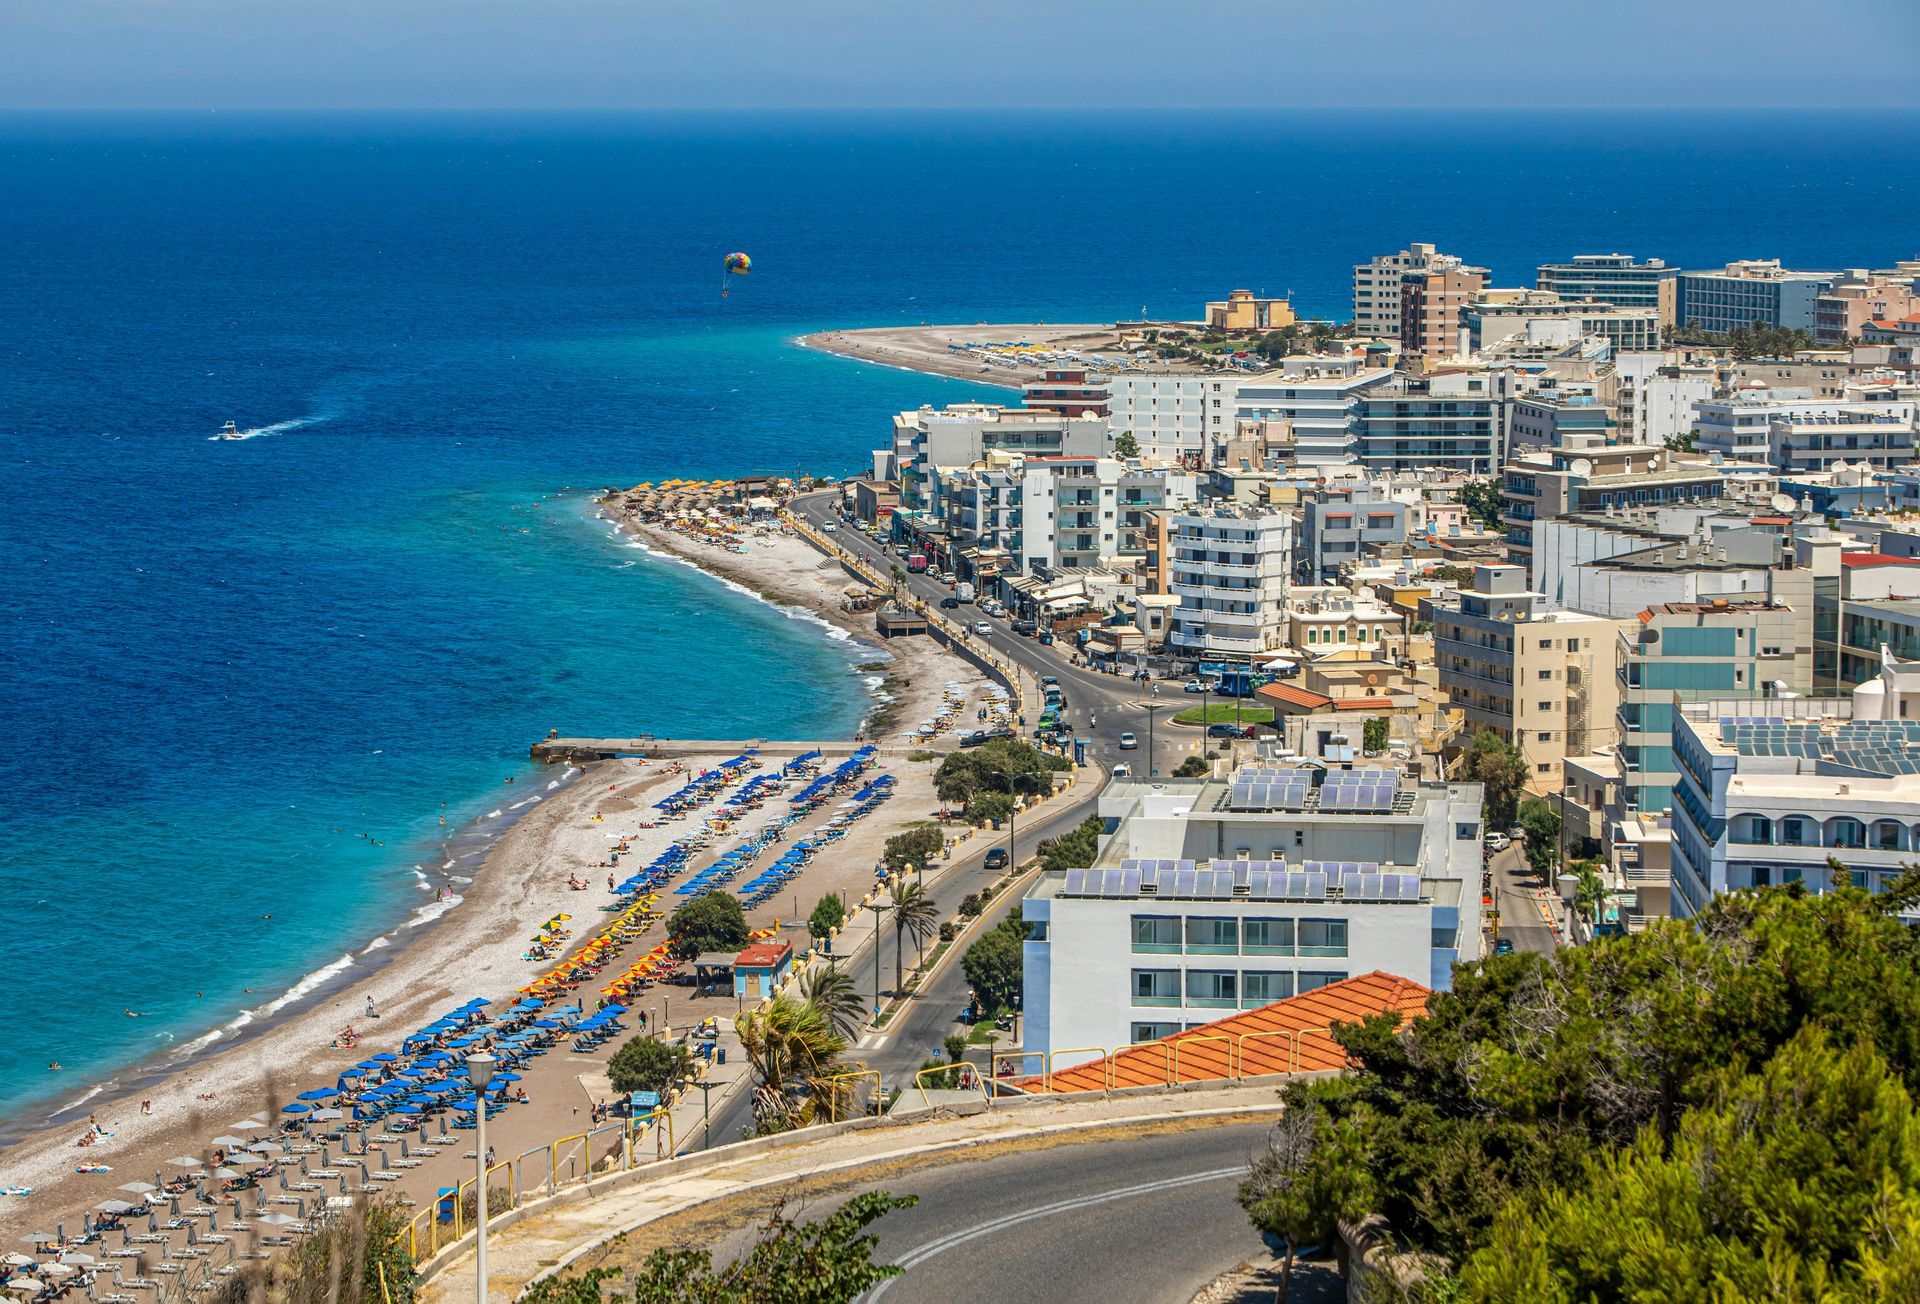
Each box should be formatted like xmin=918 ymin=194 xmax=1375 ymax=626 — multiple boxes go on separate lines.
xmin=735 ymin=995 xmax=848 ymax=1135
xmin=1173 ymin=754 xmax=1212 ymax=778
xmin=798 ymin=964 xmax=864 ymax=1044
xmin=933 ymin=739 xmax=1066 ymax=810
xmin=807 ymin=892 xmax=846 ymax=946
xmin=666 ymin=890 xmax=751 ymax=960
xmin=889 ymin=879 xmax=939 ymax=984
xmin=1238 ymin=1104 xmax=1377 ymax=1304
xmin=1039 ymin=813 xmax=1103 ymax=874
xmin=964 ymin=789 xmax=1016 ymax=828
xmin=1112 ymin=430 xmax=1141 ymax=459
xmin=880 ymin=824 xmax=944 ymax=873
xmin=1457 ymin=479 xmax=1505 ymax=532
xmin=1516 ymin=797 xmax=1560 ymax=876
xmin=943 ymin=1033 xmax=968 ymax=1064
xmin=961 ymin=924 xmax=1022 ymax=1014
xmin=607 ymin=1035 xmax=692 ymax=1097
xmin=1363 ymin=716 xmax=1390 ymax=755
xmin=524 ymin=1192 xmax=917 ymax=1304
xmin=1458 ymin=729 xmax=1528 ymax=829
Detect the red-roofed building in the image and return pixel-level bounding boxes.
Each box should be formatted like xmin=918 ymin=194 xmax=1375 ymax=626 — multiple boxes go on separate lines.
xmin=733 ymin=940 xmax=793 ymax=1001
xmin=1024 ymin=972 xmax=1432 ymax=1093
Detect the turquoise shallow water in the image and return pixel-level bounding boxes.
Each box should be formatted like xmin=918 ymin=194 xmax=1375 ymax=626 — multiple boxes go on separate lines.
xmin=4 ymin=109 xmax=1919 ymax=1124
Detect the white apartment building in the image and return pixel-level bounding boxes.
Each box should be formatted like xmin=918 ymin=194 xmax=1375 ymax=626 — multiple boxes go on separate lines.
xmin=1018 ymin=456 xmax=1198 ymax=572
xmin=1021 ymin=769 xmax=1486 ymax=1056
xmin=1105 ymin=374 xmax=1234 ymax=464
xmin=1352 ymin=243 xmax=1490 ymax=338
xmin=890 ymin=404 xmax=1109 ymax=510
xmin=1165 ymin=506 xmax=1293 ymax=660
xmin=1692 ymin=387 xmax=1919 ymax=471
xmin=1233 ymin=367 xmax=1395 ymax=466
xmin=1667 ymin=654 xmax=1920 ymax=919
xmin=1613 ymin=353 xmax=1718 ymax=448
xmin=1465 ymin=292 xmax=1662 ymax=354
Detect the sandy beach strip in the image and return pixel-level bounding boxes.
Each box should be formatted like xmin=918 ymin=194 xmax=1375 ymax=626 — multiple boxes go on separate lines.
xmin=1 ymin=502 xmax=1001 ymax=1241
xmin=795 ymin=323 xmax=1127 ymax=386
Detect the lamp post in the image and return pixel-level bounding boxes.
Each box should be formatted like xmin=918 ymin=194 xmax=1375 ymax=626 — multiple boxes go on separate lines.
xmin=690 ymin=1078 xmax=730 ymax=1151
xmin=464 ymin=1051 xmax=497 ymax=1304
xmin=864 ymin=899 xmax=894 ymax=1023
xmin=985 ymin=769 xmax=1021 ymax=874
xmin=1142 ymin=702 xmax=1166 ymax=778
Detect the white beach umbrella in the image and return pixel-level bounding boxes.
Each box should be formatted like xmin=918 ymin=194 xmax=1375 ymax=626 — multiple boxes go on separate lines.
xmin=115 ymin=1183 xmax=155 ymax=1195
xmin=210 ymin=1136 xmax=251 ymax=1148
xmin=0 ymin=1258 xmax=31 ymax=1270
xmin=165 ymin=1157 xmax=203 ymax=1169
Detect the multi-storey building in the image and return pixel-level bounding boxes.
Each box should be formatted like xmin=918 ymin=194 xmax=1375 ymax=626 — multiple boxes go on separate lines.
xmin=1021 ymin=368 xmax=1111 ymax=417
xmin=1165 ymin=506 xmax=1293 ymax=660
xmin=1692 ymin=387 xmax=1919 ymax=470
xmin=1666 ymin=657 xmax=1920 ymax=919
xmin=1105 ymin=374 xmax=1227 ymax=464
xmin=1400 ymin=268 xmax=1488 ymax=363
xmin=1616 ymin=598 xmax=1812 ymax=819
xmin=1297 ymin=485 xmax=1409 ymax=584
xmin=1432 ymin=564 xmax=1627 ymax=791
xmin=1354 ymin=372 xmax=1499 ymax=474
xmin=1676 ymin=260 xmax=1834 ymax=334
xmin=1021 ymin=769 xmax=1486 ymax=1055
xmin=1465 ymin=291 xmax=1662 ymax=354
xmin=1613 ymin=355 xmax=1717 ymax=447
xmin=1501 ymin=446 xmax=1729 ymax=568
xmin=890 ymin=404 xmax=1109 ymax=510
xmin=1284 ymin=585 xmax=1408 ymax=655
xmin=1233 ymin=367 xmax=1394 ymax=466
xmin=1017 ymin=456 xmax=1198 ymax=573
xmin=1206 ymin=289 xmax=1296 ymax=332
xmin=1352 ymin=243 xmax=1490 ymax=339
xmin=1535 ymin=253 xmax=1677 ymax=324
xmin=1506 ymin=384 xmax=1619 ymax=455
xmin=1813 ymin=271 xmax=1920 ymax=344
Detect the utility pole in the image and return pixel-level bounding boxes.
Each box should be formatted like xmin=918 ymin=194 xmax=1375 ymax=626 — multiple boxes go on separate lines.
xmin=865 ymin=899 xmax=895 ymax=1024
xmin=1143 ymin=702 xmax=1167 ymax=778
xmin=689 ymin=1077 xmax=729 ymax=1151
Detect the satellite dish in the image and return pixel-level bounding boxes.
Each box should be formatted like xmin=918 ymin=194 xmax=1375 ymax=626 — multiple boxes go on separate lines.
xmin=1770 ymin=493 xmax=1797 ymax=513
xmin=1570 ymin=458 xmax=1593 ymax=478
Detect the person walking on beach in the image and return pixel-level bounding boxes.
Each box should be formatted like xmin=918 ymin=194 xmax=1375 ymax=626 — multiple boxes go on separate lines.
xmin=366 ymin=996 xmax=378 ymax=1020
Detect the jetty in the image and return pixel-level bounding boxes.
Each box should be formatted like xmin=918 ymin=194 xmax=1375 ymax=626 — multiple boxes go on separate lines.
xmin=529 ymin=736 xmax=879 ymax=765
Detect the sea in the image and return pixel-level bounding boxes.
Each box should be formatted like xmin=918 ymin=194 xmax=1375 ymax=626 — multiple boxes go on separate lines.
xmin=3 ymin=108 xmax=1918 ymax=1127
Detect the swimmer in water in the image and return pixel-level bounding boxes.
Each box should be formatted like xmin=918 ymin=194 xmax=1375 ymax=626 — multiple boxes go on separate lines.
xmin=125 ymin=1009 xmax=146 ymax=1018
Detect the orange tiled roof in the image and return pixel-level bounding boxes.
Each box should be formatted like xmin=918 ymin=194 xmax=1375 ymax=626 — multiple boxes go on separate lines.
xmin=1258 ymin=682 xmax=1332 ymax=710
xmin=1030 ymin=971 xmax=1432 ymax=1093
xmin=734 ymin=940 xmax=792 ymax=969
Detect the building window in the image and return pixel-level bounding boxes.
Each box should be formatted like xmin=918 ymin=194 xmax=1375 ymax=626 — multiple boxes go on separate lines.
xmin=1132 ymin=969 xmax=1181 ymax=1007
xmin=1185 ymin=917 xmax=1238 ymax=954
xmin=1831 ymin=817 xmax=1867 ymax=850
xmin=1781 ymin=817 xmax=1807 ymax=847
xmin=1132 ymin=1022 xmax=1180 ymax=1043
xmin=1875 ymin=821 xmax=1903 ymax=851
xmin=1241 ymin=971 xmax=1296 ymax=1006
xmin=1131 ymin=916 xmax=1181 ymax=953
xmin=1296 ymin=919 xmax=1349 ymax=958
xmin=1243 ymin=918 xmax=1295 ymax=955
xmin=1297 ymin=971 xmax=1348 ymax=993
xmin=1186 ymin=970 xmax=1238 ymax=1008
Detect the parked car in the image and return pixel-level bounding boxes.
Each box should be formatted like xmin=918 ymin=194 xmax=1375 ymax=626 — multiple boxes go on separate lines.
xmin=983 ymin=848 xmax=1010 ymax=870
xmin=1183 ymin=679 xmax=1207 ymax=693
xmin=940 ymin=596 xmax=961 ymax=609
xmin=1012 ymin=619 xmax=1037 ymax=636
xmin=1485 ymin=832 xmax=1512 ymax=853
xmin=1117 ymin=732 xmax=1138 ymax=750
xmin=960 ymin=727 xmax=1014 ymax=748
xmin=974 ymin=621 xmax=993 ymax=635
xmin=1039 ymin=676 xmax=1058 ymax=687
xmin=1494 ymin=938 xmax=1515 ymax=956
xmin=1206 ymin=723 xmax=1245 ymax=739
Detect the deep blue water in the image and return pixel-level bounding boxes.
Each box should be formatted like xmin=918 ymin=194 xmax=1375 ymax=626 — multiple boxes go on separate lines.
xmin=4 ymin=109 xmax=1918 ymax=1123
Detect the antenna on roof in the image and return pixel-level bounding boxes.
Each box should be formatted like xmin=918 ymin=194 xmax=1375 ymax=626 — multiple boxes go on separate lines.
xmin=1570 ymin=458 xmax=1593 ymax=478
xmin=1770 ymin=493 xmax=1797 ymax=514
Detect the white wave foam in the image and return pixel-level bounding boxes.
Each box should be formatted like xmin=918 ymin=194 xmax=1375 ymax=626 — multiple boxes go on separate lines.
xmin=408 ymin=895 xmax=461 ymax=927
xmin=486 ymin=809 xmax=503 ymax=819
xmin=55 ymin=1085 xmax=107 ymax=1116
xmin=260 ymin=953 xmax=355 ymax=1016
xmin=176 ymin=1028 xmax=226 ymax=1055
xmin=361 ymin=936 xmax=391 ymax=953
xmin=509 ymin=798 xmax=532 ymax=810
xmin=207 ymin=414 xmax=328 ymax=443
xmin=546 ymin=779 xmax=561 ymax=790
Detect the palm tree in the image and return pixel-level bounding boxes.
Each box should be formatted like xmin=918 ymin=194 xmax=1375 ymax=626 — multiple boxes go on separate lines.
xmin=890 ymin=879 xmax=939 ymax=990
xmin=735 ymin=995 xmax=848 ymax=1135
xmin=799 ymin=964 xmax=864 ymax=1044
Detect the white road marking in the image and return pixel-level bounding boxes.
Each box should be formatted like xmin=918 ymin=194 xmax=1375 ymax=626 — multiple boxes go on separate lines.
xmin=866 ymin=1165 xmax=1243 ymax=1298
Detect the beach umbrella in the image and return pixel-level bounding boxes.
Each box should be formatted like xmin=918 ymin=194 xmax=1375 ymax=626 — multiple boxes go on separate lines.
xmin=15 ymin=1240 xmax=52 ymax=1248
xmin=354 ymin=1060 xmax=385 ymax=1071
xmin=371 ymin=1053 xmax=399 ymax=1063
xmin=211 ymin=1169 xmax=243 ymax=1181
xmin=231 ymin=1120 xmax=265 ymax=1132
xmin=295 ymin=1089 xmax=336 ymax=1101
xmin=248 ymin=1141 xmax=283 ymax=1154
xmin=0 ymin=1259 xmax=29 ymax=1271
xmin=489 ymin=1072 xmax=521 ymax=1083
xmin=256 ymin=1213 xmax=296 ymax=1227
xmin=114 ymin=1183 xmax=154 ymax=1196
xmin=4 ymin=1276 xmax=44 ymax=1293
xmin=281 ymin=1103 xmax=310 ymax=1114
xmin=210 ymin=1136 xmax=250 ymax=1148
xmin=337 ymin=1067 xmax=367 ymax=1079
xmin=57 ymin=1256 xmax=93 ymax=1268
xmin=165 ymin=1157 xmax=202 ymax=1169
xmin=89 ymin=1202 xmax=132 ymax=1215
xmin=37 ymin=1266 xmax=73 ymax=1280
xmin=310 ymin=1109 xmax=344 ymax=1121
xmin=393 ymin=1104 xmax=424 ymax=1115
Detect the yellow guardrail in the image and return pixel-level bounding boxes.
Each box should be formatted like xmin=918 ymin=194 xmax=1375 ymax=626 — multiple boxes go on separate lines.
xmin=1233 ymin=1029 xmax=1299 ymax=1078
xmin=1171 ymin=1033 xmax=1235 ymax=1084
xmin=911 ymin=1062 xmax=989 ymax=1110
xmin=1105 ymin=1039 xmax=1173 ymax=1090
xmin=820 ymin=1069 xmax=883 ymax=1123
xmin=1044 ymin=1046 xmax=1106 ymax=1092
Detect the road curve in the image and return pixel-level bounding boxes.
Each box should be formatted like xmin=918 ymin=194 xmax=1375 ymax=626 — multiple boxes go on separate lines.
xmin=857 ymin=1121 xmax=1275 ymax=1304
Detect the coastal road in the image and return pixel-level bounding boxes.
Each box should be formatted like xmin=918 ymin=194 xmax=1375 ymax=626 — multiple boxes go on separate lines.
xmin=688 ymin=783 xmax=1098 ymax=1151
xmin=790 ymin=492 xmax=1187 ymax=777
xmin=1488 ymin=842 xmax=1559 ymax=954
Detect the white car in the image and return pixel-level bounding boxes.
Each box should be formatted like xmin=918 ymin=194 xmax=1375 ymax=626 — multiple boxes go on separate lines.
xmin=1111 ymin=763 xmax=1133 ymax=778
xmin=974 ymin=621 xmax=992 ymax=636
xmin=821 ymin=521 xmax=838 ymax=532
xmin=1485 ymin=832 xmax=1511 ymax=853
xmin=1118 ymin=732 xmax=1138 ymax=750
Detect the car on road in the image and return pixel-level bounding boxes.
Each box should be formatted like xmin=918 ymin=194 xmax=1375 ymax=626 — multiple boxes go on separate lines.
xmin=940 ymin=596 xmax=961 ymax=609
xmin=1111 ymin=763 xmax=1132 ymax=778
xmin=1485 ymin=832 xmax=1512 ymax=853
xmin=1039 ymin=676 xmax=1058 ymax=686
xmin=983 ymin=848 xmax=1009 ymax=870
xmin=1206 ymin=723 xmax=1249 ymax=739
xmin=1183 ymin=679 xmax=1208 ymax=693
xmin=959 ymin=727 xmax=1014 ymax=748
xmin=1012 ymin=619 xmax=1037 ymax=636
xmin=821 ymin=520 xmax=837 ymax=532
xmin=974 ymin=621 xmax=992 ymax=635
xmin=1117 ymin=732 xmax=1138 ymax=750
xmin=1494 ymin=938 xmax=1515 ymax=956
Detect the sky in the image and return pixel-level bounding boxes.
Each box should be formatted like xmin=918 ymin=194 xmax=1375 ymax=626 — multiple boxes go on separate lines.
xmin=1 ymin=0 xmax=1916 ymax=111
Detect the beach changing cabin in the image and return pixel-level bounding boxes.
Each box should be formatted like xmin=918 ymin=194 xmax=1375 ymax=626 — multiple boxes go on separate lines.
xmin=733 ymin=940 xmax=793 ymax=1000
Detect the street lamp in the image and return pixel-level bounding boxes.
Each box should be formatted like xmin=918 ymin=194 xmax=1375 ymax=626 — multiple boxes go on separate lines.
xmin=864 ymin=899 xmax=895 ymax=1023
xmin=1141 ymin=702 xmax=1166 ymax=778
xmin=465 ymin=1051 xmax=497 ymax=1304
xmin=984 ymin=769 xmax=1022 ymax=875
xmin=689 ymin=1078 xmax=730 ymax=1151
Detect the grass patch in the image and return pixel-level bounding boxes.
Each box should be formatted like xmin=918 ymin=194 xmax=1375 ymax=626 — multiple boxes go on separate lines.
xmin=1172 ymin=702 xmax=1275 ymax=726
xmin=906 ymin=750 xmax=940 ymax=763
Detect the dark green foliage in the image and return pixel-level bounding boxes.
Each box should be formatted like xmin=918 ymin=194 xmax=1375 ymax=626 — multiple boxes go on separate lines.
xmin=960 ymin=911 xmax=1024 ymax=1015
xmin=1362 ymin=716 xmax=1390 ymax=755
xmin=1113 ymin=430 xmax=1141 ymax=458
xmin=522 ymin=1192 xmax=917 ymax=1304
xmin=207 ymin=1197 xmax=417 ymax=1304
xmin=1458 ymin=730 xmax=1527 ymax=829
xmin=808 ymin=892 xmax=846 ymax=941
xmin=1312 ymin=873 xmax=1920 ymax=1296
xmin=1040 ymin=813 xmax=1103 ymax=874
xmin=1239 ymin=1104 xmax=1376 ymax=1304
xmin=933 ymin=739 xmax=1067 ymax=809
xmin=607 ymin=1036 xmax=691 ymax=1096
xmin=880 ymin=825 xmax=943 ymax=873
xmin=1173 ymin=754 xmax=1212 ymax=778
xmin=666 ymin=890 xmax=750 ymax=960
xmin=1457 ymin=479 xmax=1504 ymax=532
xmin=1516 ymin=798 xmax=1559 ymax=876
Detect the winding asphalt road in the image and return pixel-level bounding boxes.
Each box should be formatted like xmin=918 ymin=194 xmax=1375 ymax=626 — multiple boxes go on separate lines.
xmin=685 ymin=493 xmax=1186 ymax=1151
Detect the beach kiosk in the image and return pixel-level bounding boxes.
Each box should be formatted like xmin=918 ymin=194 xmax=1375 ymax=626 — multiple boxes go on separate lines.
xmin=732 ymin=940 xmax=793 ymax=1001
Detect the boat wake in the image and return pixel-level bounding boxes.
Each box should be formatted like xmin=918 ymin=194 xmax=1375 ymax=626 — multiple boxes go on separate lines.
xmin=208 ymin=415 xmax=328 ymax=442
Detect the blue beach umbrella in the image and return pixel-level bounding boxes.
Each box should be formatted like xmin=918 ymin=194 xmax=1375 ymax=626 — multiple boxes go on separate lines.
xmin=393 ymin=1104 xmax=423 ymax=1115
xmin=371 ymin=1053 xmax=399 ymax=1063
xmin=296 ymin=1089 xmax=336 ymax=1101
xmin=281 ymin=1103 xmax=310 ymax=1114
xmin=337 ymin=1067 xmax=366 ymax=1079
xmin=490 ymin=1072 xmax=521 ymax=1082
xmin=356 ymin=1060 xmax=386 ymax=1071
